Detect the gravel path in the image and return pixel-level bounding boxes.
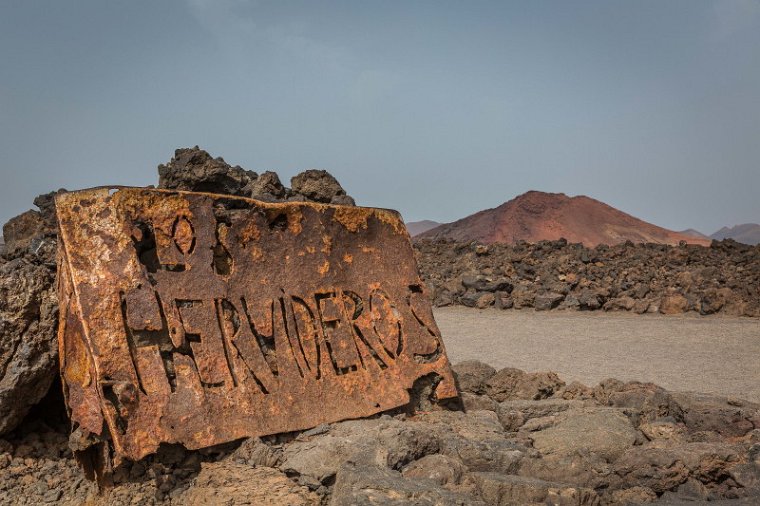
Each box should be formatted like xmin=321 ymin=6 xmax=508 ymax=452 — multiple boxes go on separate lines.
xmin=434 ymin=307 xmax=760 ymax=403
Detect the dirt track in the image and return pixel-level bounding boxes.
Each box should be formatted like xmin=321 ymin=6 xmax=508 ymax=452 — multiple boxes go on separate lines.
xmin=434 ymin=307 xmax=760 ymax=403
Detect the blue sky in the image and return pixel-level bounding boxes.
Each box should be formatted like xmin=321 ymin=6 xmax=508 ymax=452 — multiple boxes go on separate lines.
xmin=1 ymin=0 xmax=758 ymax=233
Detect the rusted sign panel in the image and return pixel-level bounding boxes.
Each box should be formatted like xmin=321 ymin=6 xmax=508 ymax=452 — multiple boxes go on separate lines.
xmin=56 ymin=187 xmax=456 ymax=463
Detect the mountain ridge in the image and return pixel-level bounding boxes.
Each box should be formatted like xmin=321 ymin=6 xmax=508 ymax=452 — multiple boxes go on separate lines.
xmin=417 ymin=191 xmax=711 ymax=247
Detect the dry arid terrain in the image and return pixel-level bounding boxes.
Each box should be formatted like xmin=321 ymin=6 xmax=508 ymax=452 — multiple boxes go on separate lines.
xmin=1 ymin=148 xmax=758 ymax=505
xmin=436 ymin=307 xmax=760 ymax=403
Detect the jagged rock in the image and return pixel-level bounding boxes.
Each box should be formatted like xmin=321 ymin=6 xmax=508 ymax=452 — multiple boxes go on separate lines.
xmin=291 ymin=169 xmax=355 ymax=205
xmin=452 ymin=361 xmax=497 ymax=395
xmin=534 ymin=292 xmax=564 ymax=311
xmin=670 ymin=391 xmax=760 ymax=438
xmin=607 ymin=486 xmax=657 ymax=504
xmin=1 ymin=211 xmax=47 ymax=260
xmin=244 ymin=170 xmax=288 ymax=201
xmin=593 ymin=379 xmax=684 ymax=425
xmin=2 ymin=361 xmax=760 ymax=503
xmin=280 ymin=417 xmax=439 ymax=487
xmin=157 ymin=146 xmax=257 ymax=196
xmin=517 ymin=450 xmax=614 ymax=490
xmin=179 ymin=461 xmax=319 ymax=506
xmin=660 ymin=293 xmax=689 ymax=314
xmin=485 ymin=367 xmax=565 ymax=402
xmin=0 ymin=258 xmax=58 ymax=435
xmin=614 ymin=442 xmax=741 ymax=494
xmin=526 ymin=408 xmax=639 ymax=462
xmin=415 ymin=410 xmax=529 ymax=474
xmin=414 ymin=238 xmax=760 ymax=316
xmin=402 ymin=454 xmax=468 ymax=486
xmin=331 ymin=461 xmax=481 ymax=505
xmin=476 ymin=292 xmax=495 ymax=308
xmin=32 ymin=189 xmax=67 ymax=228
xmin=230 ymin=436 xmax=282 ymax=468
xmin=461 ymin=392 xmax=500 ymax=412
xmin=466 ymin=472 xmax=600 ymax=506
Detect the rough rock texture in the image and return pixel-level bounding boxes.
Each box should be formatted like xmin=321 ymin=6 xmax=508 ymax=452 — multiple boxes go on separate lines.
xmin=1 ymin=361 xmax=759 ymax=504
xmin=157 ymin=147 xmax=258 ymax=196
xmin=0 ymin=147 xmax=355 ymax=437
xmin=0 ymin=260 xmax=58 ymax=435
xmin=158 ymin=147 xmax=356 ymax=205
xmin=0 ymin=189 xmax=61 ymax=436
xmin=290 ymin=169 xmax=356 ymax=206
xmin=415 ymin=238 xmax=760 ymax=316
xmin=0 ymin=362 xmax=760 ymax=506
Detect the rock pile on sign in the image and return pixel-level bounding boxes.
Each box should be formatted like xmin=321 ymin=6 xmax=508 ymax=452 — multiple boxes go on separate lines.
xmin=0 ymin=147 xmax=357 ymax=437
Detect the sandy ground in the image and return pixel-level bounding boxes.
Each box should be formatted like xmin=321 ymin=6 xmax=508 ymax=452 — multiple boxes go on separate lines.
xmin=434 ymin=307 xmax=760 ymax=403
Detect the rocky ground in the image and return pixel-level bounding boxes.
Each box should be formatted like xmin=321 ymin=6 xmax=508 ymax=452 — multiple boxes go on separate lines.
xmin=415 ymin=238 xmax=760 ymax=317
xmin=435 ymin=308 xmax=760 ymax=403
xmin=1 ymin=362 xmax=759 ymax=505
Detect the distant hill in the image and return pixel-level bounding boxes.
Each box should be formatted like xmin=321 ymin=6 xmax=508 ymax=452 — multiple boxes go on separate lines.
xmin=406 ymin=220 xmax=441 ymax=237
xmin=679 ymin=229 xmax=710 ymax=240
xmin=417 ymin=191 xmax=711 ymax=247
xmin=710 ymin=224 xmax=760 ymax=245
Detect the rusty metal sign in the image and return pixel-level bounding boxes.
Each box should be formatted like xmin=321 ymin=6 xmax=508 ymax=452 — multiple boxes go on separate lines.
xmin=55 ymin=187 xmax=456 ymax=466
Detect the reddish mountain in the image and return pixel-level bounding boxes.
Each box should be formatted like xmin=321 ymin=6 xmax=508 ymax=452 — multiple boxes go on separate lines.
xmin=417 ymin=191 xmax=711 ymax=247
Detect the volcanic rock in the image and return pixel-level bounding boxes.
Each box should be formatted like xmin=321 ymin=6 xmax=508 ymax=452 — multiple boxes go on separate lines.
xmin=415 ymin=238 xmax=760 ymax=316
xmin=1 ymin=361 xmax=759 ymax=504
xmin=0 ymin=259 xmax=58 ymax=435
xmin=485 ymin=367 xmax=565 ymax=402
xmin=244 ymin=170 xmax=288 ymax=201
xmin=290 ymin=169 xmax=355 ymax=205
xmin=157 ymin=146 xmax=257 ymax=196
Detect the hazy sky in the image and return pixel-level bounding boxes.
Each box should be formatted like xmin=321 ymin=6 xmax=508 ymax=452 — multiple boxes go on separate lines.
xmin=1 ymin=1 xmax=759 ymax=233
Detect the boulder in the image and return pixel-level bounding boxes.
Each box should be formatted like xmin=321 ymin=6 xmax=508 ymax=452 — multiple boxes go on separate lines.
xmin=452 ymin=361 xmax=497 ymax=395
xmin=659 ymin=293 xmax=689 ymax=314
xmin=517 ymin=450 xmax=614 ymax=491
xmin=593 ymin=379 xmax=683 ymax=425
xmin=331 ymin=461 xmax=481 ymax=505
xmin=475 ymin=292 xmax=495 ymax=308
xmin=533 ymin=292 xmax=564 ymax=311
xmin=614 ymin=442 xmax=741 ymax=494
xmin=179 ymin=461 xmax=319 ymax=505
xmin=1 ymin=211 xmax=47 ymax=260
xmin=526 ymin=408 xmax=639 ymax=462
xmin=466 ymin=472 xmax=600 ymax=506
xmin=671 ymin=391 xmax=760 ymax=438
xmin=290 ymin=169 xmax=355 ymax=205
xmin=244 ymin=170 xmax=288 ymax=201
xmin=280 ymin=417 xmax=439 ymax=487
xmin=157 ymin=146 xmax=257 ymax=196
xmin=485 ymin=367 xmax=565 ymax=402
xmin=0 ymin=258 xmax=58 ymax=435
xmin=402 ymin=454 xmax=468 ymax=487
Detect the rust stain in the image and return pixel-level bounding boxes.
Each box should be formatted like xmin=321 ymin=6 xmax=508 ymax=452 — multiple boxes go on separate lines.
xmin=56 ymin=187 xmax=457 ymax=475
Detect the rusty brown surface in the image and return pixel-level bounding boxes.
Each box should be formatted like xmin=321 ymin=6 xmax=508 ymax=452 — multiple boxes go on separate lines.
xmin=55 ymin=187 xmax=457 ymax=464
